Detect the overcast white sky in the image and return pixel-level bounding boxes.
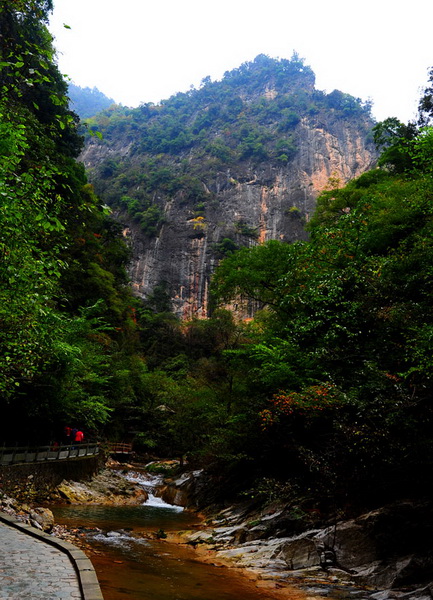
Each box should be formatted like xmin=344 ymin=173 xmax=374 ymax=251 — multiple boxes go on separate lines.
xmin=49 ymin=0 xmax=433 ymax=124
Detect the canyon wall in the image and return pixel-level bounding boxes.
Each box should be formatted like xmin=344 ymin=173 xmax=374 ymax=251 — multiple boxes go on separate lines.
xmin=80 ymin=57 xmax=377 ymax=319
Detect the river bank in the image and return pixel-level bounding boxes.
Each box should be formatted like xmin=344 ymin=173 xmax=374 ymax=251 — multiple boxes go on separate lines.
xmin=2 ymin=461 xmax=432 ymax=600
xmin=0 ymin=462 xmax=347 ymax=600
xmin=46 ymin=466 xmax=313 ymax=600
xmin=52 ymin=464 xmax=424 ymax=599
xmin=157 ymin=469 xmax=433 ymax=600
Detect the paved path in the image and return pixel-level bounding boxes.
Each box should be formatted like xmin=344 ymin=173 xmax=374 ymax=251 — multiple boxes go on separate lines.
xmin=0 ymin=517 xmax=103 ymax=600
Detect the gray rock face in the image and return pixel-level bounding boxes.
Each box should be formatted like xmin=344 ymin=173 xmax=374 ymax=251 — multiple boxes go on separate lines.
xmin=82 ymin=114 xmax=376 ymax=319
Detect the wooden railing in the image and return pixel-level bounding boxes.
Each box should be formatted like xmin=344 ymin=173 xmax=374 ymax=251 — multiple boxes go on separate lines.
xmin=106 ymin=442 xmax=133 ymax=454
xmin=0 ymin=443 xmax=100 ymax=466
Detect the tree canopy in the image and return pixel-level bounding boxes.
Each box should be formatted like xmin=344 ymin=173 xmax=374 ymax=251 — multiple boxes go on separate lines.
xmin=2 ymin=0 xmax=433 ymax=519
xmin=207 ymin=107 xmax=433 ymax=507
xmin=0 ymin=0 xmax=140 ymax=441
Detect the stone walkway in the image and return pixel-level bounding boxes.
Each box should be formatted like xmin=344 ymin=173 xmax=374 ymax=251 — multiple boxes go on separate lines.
xmin=0 ymin=516 xmax=103 ymax=600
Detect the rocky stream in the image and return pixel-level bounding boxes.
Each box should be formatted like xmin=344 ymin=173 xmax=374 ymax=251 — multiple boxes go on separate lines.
xmin=1 ymin=461 xmax=432 ymax=600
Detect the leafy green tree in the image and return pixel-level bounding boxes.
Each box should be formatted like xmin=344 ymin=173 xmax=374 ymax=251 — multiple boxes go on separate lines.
xmin=211 ymin=239 xmax=297 ymax=309
xmin=210 ymin=156 xmax=433 ymax=505
xmin=0 ymin=0 xmax=144 ymax=442
xmin=372 ymin=117 xmax=418 ymax=173
xmin=417 ymin=66 xmax=433 ymax=126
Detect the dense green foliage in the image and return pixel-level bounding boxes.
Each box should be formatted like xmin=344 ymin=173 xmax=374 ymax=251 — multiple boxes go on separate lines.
xmin=207 ymin=112 xmax=433 ymax=509
xmin=3 ymin=1 xmax=433 ymax=519
xmin=0 ymin=0 xmax=140 ymax=442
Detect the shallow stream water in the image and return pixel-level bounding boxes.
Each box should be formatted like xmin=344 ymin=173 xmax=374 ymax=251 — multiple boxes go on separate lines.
xmin=52 ymin=472 xmax=304 ymax=600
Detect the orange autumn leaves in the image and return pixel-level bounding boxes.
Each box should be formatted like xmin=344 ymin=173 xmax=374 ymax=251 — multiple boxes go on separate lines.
xmin=260 ymin=383 xmax=343 ymax=428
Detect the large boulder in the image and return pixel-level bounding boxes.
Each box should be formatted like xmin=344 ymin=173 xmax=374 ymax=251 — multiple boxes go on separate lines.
xmin=55 ymin=469 xmax=148 ymax=504
xmin=159 ymin=470 xmax=205 ymax=508
xmin=280 ymin=537 xmax=320 ymax=570
xmin=29 ymin=507 xmax=54 ymax=532
xmin=315 ymin=518 xmax=378 ymax=570
xmin=305 ymin=502 xmax=433 ymax=589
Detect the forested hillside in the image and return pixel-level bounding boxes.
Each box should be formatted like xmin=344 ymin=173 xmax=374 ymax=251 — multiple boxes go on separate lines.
xmin=0 ymin=0 xmax=142 ymax=443
xmin=68 ymin=83 xmax=116 ymax=119
xmin=2 ymin=0 xmax=433 ymax=520
xmin=81 ymin=55 xmax=377 ymax=318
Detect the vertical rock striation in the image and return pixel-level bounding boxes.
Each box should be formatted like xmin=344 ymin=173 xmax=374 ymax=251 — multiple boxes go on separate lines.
xmin=81 ymin=56 xmax=377 ymax=319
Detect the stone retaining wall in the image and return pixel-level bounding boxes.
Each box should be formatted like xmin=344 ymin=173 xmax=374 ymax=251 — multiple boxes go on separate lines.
xmin=0 ymin=455 xmax=103 ymax=501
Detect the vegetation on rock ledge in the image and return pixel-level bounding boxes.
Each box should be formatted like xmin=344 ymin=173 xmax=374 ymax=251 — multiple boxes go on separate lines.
xmin=83 ymin=53 xmax=374 ymax=239
xmin=2 ymin=1 xmax=433 ymax=522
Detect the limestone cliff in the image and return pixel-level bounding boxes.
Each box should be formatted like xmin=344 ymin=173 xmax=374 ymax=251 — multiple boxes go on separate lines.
xmin=81 ymin=55 xmax=377 ymax=318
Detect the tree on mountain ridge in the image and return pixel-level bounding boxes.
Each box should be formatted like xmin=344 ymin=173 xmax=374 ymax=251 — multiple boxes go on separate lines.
xmin=68 ymin=83 xmax=116 ymax=119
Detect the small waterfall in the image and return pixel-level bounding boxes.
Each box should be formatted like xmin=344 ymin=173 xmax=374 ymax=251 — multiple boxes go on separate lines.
xmin=125 ymin=471 xmax=184 ymax=512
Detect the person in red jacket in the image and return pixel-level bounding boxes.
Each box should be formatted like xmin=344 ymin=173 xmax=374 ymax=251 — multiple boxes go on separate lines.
xmin=74 ymin=429 xmax=84 ymax=443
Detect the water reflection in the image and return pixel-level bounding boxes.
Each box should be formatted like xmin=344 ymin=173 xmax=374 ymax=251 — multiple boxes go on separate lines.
xmin=52 ymin=471 xmax=304 ymax=600
xmin=53 ymin=503 xmax=289 ymax=600
xmin=53 ymin=503 xmax=197 ymax=531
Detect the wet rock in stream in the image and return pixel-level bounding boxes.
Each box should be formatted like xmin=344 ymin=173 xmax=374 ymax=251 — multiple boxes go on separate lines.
xmin=52 ymin=467 xmax=148 ymax=504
